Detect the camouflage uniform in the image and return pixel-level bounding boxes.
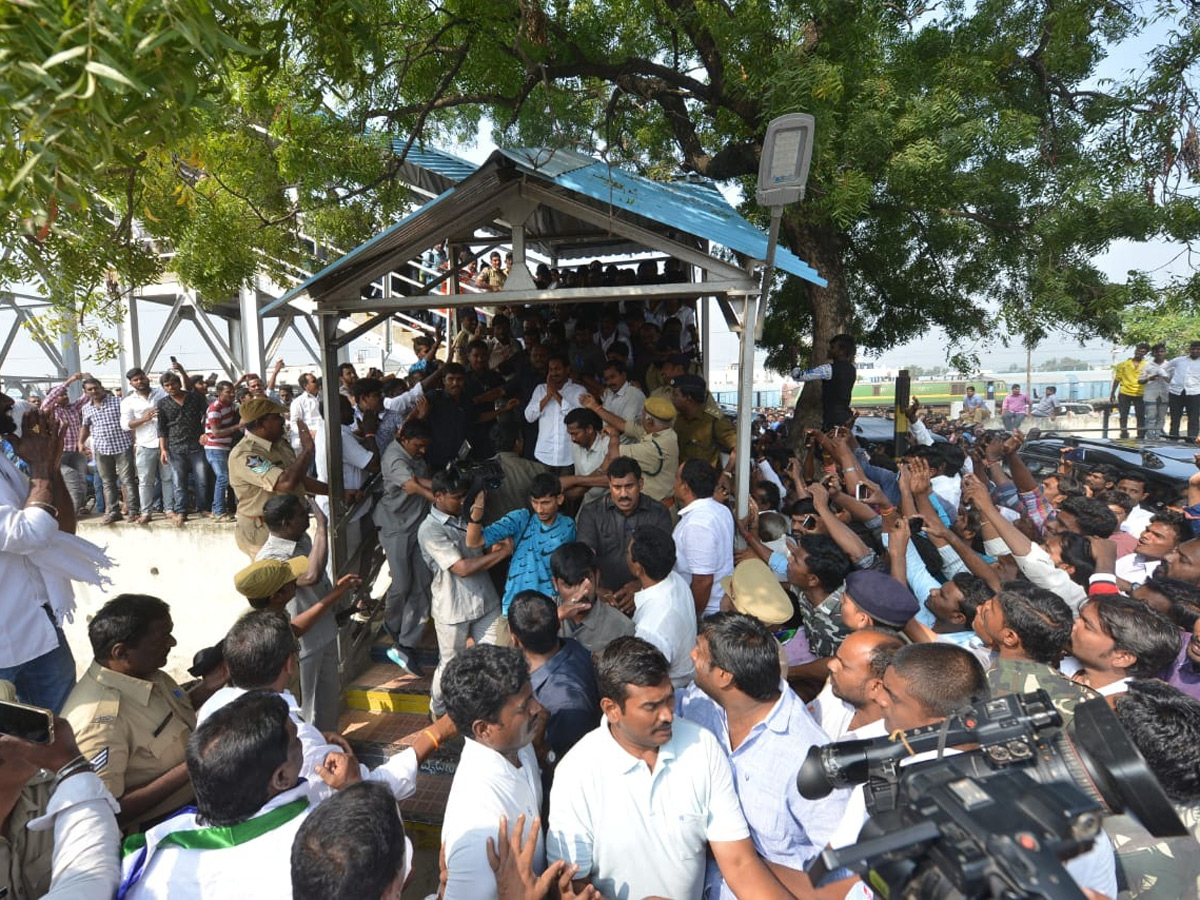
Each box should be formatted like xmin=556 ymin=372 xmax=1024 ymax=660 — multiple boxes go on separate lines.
xmin=1106 ymin=803 xmax=1200 ymax=898
xmin=985 ymin=656 xmax=1099 ymax=725
xmin=800 ymin=586 xmax=851 ymax=661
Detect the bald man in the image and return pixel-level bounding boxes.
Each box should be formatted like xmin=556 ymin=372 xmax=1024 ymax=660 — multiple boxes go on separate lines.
xmin=807 ymin=629 xmax=904 ymax=741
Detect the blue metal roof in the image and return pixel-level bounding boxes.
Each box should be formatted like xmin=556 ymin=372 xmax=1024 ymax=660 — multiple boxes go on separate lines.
xmin=497 ymin=147 xmax=824 ymax=284
xmin=269 ymin=144 xmax=824 ymax=311
xmin=390 ymin=141 xmax=479 ymax=184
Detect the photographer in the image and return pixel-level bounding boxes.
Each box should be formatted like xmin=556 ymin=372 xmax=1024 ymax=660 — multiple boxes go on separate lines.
xmin=826 ymin=643 xmax=1117 ymax=898
xmin=419 ymin=470 xmax=513 ymax=714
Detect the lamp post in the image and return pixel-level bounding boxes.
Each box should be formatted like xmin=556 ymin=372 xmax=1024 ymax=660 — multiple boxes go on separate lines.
xmin=735 ymin=113 xmax=815 ymax=517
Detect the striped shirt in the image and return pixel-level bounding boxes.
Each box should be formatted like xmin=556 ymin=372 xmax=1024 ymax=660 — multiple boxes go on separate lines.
xmin=205 ymin=399 xmax=239 ymax=451
xmin=43 ymin=381 xmax=88 ymax=453
xmin=81 ymin=393 xmax=132 ymax=455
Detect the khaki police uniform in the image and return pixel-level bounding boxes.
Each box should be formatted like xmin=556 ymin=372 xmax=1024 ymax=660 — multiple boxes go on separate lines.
xmin=673 ymin=407 xmax=735 ymax=467
xmin=619 ymin=421 xmax=679 ymax=503
xmin=62 ymin=661 xmax=196 ymax=831
xmin=229 ymin=429 xmax=304 ymax=558
xmin=0 ymin=776 xmax=53 ymax=898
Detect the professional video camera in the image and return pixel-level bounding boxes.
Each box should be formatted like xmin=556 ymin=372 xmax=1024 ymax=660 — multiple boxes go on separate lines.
xmin=797 ymin=691 xmax=1186 ymax=899
xmin=445 ymin=442 xmax=504 ymax=507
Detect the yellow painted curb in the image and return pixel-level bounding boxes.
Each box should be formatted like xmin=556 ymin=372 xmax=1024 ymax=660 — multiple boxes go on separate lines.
xmin=344 ymin=689 xmax=431 ymax=715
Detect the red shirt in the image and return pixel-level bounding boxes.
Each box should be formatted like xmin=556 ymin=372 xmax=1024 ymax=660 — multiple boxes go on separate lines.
xmin=205 ymin=399 xmax=239 ymax=450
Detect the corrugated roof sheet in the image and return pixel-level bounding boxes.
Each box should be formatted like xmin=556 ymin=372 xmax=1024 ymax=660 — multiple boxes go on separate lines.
xmin=269 ymin=145 xmax=824 ymax=311
xmin=499 ymin=147 xmax=823 ymax=284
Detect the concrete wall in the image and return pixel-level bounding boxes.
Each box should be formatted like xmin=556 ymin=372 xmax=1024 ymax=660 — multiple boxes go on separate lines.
xmin=67 ymin=520 xmax=251 ymax=685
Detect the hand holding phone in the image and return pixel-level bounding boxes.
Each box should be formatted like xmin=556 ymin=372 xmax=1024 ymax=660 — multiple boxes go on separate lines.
xmin=0 ymin=699 xmax=54 ymax=743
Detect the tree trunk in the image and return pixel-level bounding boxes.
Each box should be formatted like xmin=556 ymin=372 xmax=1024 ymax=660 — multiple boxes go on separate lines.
xmin=784 ymin=216 xmax=854 ymax=446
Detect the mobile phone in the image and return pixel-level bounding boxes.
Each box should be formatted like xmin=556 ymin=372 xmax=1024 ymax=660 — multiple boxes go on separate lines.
xmin=0 ymin=699 xmax=54 ymax=744
xmin=854 ymin=483 xmax=870 ymax=501
xmin=801 ymin=514 xmax=818 ymax=530
xmin=909 ymin=516 xmax=925 ymax=531
xmin=170 ymin=355 xmax=178 ymax=365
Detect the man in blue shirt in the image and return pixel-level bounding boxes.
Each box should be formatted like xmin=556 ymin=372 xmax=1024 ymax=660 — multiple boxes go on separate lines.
xmin=483 ymin=473 xmax=576 ymax=615
xmin=508 ymin=590 xmax=600 ymax=778
xmin=679 ymin=612 xmax=849 ymax=899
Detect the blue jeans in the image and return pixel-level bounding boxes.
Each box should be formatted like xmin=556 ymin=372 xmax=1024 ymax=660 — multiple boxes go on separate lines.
xmin=168 ymin=448 xmax=210 ymax=515
xmin=206 ymin=448 xmax=230 ymax=515
xmin=0 ymin=624 xmax=76 ymax=713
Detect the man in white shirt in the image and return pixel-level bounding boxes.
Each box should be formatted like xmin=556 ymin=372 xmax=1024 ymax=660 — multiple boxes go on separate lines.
xmin=197 ymin=609 xmax=444 ymax=802
xmin=119 ymin=367 xmax=174 ymax=515
xmin=673 ymin=459 xmax=735 ymax=616
xmin=1167 ymin=340 xmax=1200 ymax=440
xmin=548 ymin=637 xmax=794 ymax=900
xmin=289 ymin=373 xmax=324 ymax=453
xmin=441 ymin=645 xmax=546 ymax=900
xmin=0 ymin=396 xmax=110 ymax=713
xmin=562 ymin=407 xmax=609 ymax=507
xmin=525 ymin=352 xmax=587 ymax=469
xmin=120 ymin=690 xmax=354 ymax=899
xmin=808 ymin=628 xmax=904 ymax=741
xmin=627 ymin=526 xmax=697 ymax=688
xmin=600 ymin=360 xmax=645 ymax=441
xmin=1117 ymin=474 xmax=1154 ymax=538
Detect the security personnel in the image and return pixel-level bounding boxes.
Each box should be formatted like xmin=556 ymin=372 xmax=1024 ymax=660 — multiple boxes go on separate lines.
xmin=670 ymin=374 xmax=735 ymax=467
xmin=616 ymin=397 xmax=680 ymax=504
xmin=229 ymin=396 xmax=326 ymax=558
xmin=579 ymin=393 xmax=680 ymax=504
xmin=61 ymin=594 xmax=197 ymax=831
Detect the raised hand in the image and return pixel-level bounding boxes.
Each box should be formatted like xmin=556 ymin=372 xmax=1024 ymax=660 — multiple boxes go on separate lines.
xmin=487 ymin=815 xmax=572 ymax=900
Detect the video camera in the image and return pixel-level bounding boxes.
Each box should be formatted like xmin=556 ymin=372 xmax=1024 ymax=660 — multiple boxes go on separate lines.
xmin=797 ymin=691 xmax=1186 ymax=899
xmin=445 ymin=441 xmax=504 ymax=508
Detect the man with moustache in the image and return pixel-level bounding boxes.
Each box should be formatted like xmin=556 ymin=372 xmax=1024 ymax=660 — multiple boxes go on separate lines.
xmin=807 ymin=628 xmax=905 ymax=741
xmin=548 ymin=637 xmax=795 ymax=900
xmin=121 ymin=367 xmax=175 ymax=517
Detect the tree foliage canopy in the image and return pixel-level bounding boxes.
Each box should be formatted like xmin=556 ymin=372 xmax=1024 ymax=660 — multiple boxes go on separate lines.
xmin=1 ymin=0 xmax=1198 ymax=367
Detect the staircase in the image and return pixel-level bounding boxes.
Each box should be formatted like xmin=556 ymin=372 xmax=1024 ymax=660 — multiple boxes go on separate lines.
xmin=337 ymin=634 xmax=460 ymax=852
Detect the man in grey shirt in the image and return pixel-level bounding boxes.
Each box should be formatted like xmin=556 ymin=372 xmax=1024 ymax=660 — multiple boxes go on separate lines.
xmin=373 ymin=418 xmax=435 ymax=673
xmin=551 ymin=542 xmax=635 ymax=656
xmin=418 ymin=469 xmax=514 ymax=714
xmin=576 ymin=458 xmax=672 ymax=612
xmin=256 ymin=493 xmax=354 ymax=731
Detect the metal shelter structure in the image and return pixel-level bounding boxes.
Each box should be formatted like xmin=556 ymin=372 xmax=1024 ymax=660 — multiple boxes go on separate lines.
xmin=269 ymin=145 xmax=826 ymax=572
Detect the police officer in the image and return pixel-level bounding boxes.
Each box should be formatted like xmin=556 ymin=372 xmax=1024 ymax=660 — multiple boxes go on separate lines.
xmin=670 ymin=374 xmax=735 ymax=467
xmin=61 ymin=594 xmax=198 ymax=830
xmin=229 ymin=396 xmax=326 ymax=559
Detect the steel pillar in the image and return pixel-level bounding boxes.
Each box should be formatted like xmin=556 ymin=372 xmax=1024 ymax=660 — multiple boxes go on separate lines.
xmin=318 ymin=312 xmax=347 ymax=577
xmin=734 ymin=294 xmax=757 ymax=519
xmin=239 ymin=279 xmax=267 ymax=378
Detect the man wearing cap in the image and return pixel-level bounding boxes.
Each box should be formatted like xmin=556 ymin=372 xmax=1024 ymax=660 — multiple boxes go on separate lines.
xmin=580 ymin=393 xmax=679 ymax=503
xmin=839 ymin=569 xmax=921 ymax=631
xmin=671 ymin=374 xmax=735 ymax=467
xmin=716 ymin=557 xmax=796 ymax=675
xmin=678 ymin=612 xmax=848 ymax=899
xmin=627 ymin=526 xmax=697 ymax=688
xmin=229 ymin=396 xmax=326 ymax=559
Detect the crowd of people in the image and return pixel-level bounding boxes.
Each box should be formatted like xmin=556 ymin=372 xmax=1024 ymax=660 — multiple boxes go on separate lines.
xmin=1 ymin=308 xmax=1200 ymax=900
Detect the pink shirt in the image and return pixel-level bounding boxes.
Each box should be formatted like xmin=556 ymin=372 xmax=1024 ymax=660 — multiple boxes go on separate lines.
xmin=1001 ymin=392 xmax=1030 ymax=414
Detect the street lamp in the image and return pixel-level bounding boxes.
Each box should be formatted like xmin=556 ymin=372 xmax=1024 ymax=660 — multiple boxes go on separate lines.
xmin=734 ymin=113 xmax=815 ymax=518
